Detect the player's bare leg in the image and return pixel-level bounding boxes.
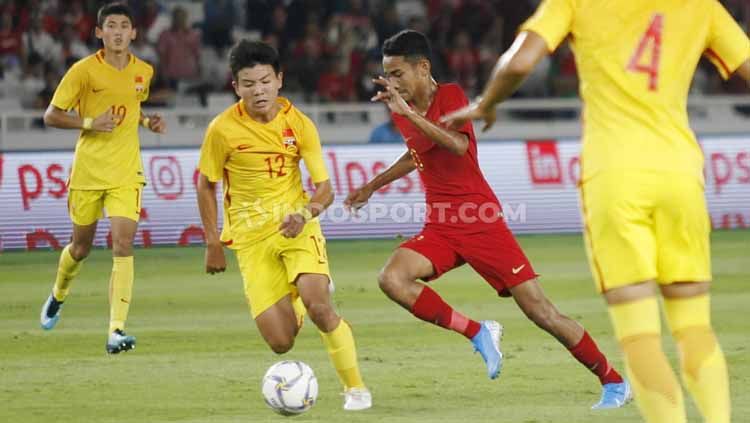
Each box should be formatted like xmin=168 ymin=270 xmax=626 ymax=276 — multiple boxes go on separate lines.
xmin=297 ymin=273 xmax=370 ymax=410
xmin=511 ymin=279 xmax=631 ymax=409
xmin=106 ymin=216 xmax=138 ymax=354
xmin=254 ymin=296 xmax=299 ymax=354
xmin=661 ymin=281 xmax=729 ymax=423
xmin=41 ymin=222 xmax=97 ymax=330
xmin=378 ymin=248 xmax=503 ymax=379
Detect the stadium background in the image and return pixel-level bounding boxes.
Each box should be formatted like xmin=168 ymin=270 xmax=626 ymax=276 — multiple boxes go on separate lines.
xmin=0 ymin=1 xmax=749 ymax=422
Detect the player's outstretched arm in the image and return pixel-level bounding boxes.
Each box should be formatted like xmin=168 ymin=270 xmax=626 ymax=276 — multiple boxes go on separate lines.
xmin=43 ymin=104 xmax=118 ymax=132
xmin=344 ymin=150 xmax=415 ymax=212
xmin=196 ymin=173 xmax=226 ymax=274
xmin=441 ymin=31 xmax=549 ymax=131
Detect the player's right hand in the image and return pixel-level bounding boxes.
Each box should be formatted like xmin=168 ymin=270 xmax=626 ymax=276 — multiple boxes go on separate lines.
xmin=344 ymin=186 xmax=373 ymax=214
xmin=205 ymin=242 xmax=227 ymax=274
xmin=92 ymin=109 xmax=117 ymax=132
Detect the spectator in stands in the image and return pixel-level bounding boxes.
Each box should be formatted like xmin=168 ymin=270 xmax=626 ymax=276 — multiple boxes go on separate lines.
xmin=369 ymin=112 xmax=403 ymax=144
xmin=373 ymin=3 xmax=402 ymax=45
xmin=445 ymin=30 xmax=480 ymax=95
xmin=22 ymin=12 xmax=60 ymax=70
xmin=357 ymin=54 xmax=381 ymax=101
xmin=18 ymin=52 xmax=46 ymax=109
xmin=317 ymin=56 xmax=357 ymax=102
xmin=203 ymin=0 xmax=236 ymax=52
xmin=157 ymin=6 xmax=201 ymax=89
xmin=0 ymin=9 xmax=22 ymax=70
xmin=63 ymin=0 xmax=94 ymax=44
xmin=59 ymin=24 xmax=89 ymax=65
xmin=287 ymin=24 xmax=326 ymax=101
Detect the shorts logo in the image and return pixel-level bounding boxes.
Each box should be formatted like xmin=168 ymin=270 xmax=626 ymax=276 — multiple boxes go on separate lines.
xmin=282 ymin=128 xmax=298 ymax=153
xmin=511 ymin=264 xmax=526 ymax=274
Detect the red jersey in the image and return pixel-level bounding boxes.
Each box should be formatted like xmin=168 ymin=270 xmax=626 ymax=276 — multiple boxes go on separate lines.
xmin=392 ymin=83 xmax=501 ymax=233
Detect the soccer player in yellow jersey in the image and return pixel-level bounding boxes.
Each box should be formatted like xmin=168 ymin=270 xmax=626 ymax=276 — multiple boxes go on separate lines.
xmin=39 ymin=3 xmax=166 ymax=355
xmin=443 ymin=1 xmax=750 ymax=421
xmin=196 ymin=40 xmax=371 ymax=411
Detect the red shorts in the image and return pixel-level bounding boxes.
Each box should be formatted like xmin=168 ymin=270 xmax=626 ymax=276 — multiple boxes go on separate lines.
xmin=399 ymin=224 xmax=538 ymax=296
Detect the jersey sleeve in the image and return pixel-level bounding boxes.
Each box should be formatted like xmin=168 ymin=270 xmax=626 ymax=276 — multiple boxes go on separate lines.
xmin=198 ymin=120 xmax=231 ymax=183
xmin=138 ymin=64 xmax=154 ymax=102
xmin=705 ymin=0 xmax=750 ymax=79
xmin=440 ymin=85 xmax=473 ymax=138
xmin=519 ymin=0 xmax=574 ymax=52
xmin=298 ymin=114 xmax=330 ymax=184
xmin=50 ymin=62 xmax=87 ymax=112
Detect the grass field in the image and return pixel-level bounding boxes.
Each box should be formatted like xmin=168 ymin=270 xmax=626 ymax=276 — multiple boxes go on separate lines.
xmin=1 ymin=231 xmax=748 ymax=423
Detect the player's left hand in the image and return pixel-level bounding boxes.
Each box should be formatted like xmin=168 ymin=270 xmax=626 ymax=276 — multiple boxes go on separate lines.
xmin=371 ymin=76 xmax=411 ymax=116
xmin=279 ymin=213 xmax=306 ymax=238
xmin=440 ymin=101 xmax=497 ymax=132
xmin=146 ymin=113 xmax=167 ymax=134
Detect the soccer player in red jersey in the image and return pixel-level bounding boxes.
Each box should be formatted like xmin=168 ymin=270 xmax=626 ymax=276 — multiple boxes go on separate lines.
xmin=345 ymin=30 xmax=630 ymax=409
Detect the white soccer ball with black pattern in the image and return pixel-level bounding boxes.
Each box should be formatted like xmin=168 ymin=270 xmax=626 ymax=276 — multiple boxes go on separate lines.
xmin=262 ymin=360 xmax=318 ymax=415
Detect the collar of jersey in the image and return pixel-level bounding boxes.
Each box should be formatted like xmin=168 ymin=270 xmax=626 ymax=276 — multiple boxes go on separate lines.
xmin=95 ymin=49 xmax=136 ymax=71
xmin=236 ymin=97 xmax=292 ymax=124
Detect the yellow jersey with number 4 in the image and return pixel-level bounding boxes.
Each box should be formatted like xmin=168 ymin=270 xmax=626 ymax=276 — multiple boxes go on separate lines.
xmin=521 ymin=0 xmax=750 ymax=183
xmin=50 ymin=50 xmax=153 ymax=190
xmin=198 ymin=98 xmax=330 ymax=249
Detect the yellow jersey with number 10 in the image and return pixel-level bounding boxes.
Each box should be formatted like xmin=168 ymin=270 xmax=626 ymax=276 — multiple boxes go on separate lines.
xmin=521 ymin=0 xmax=750 ymax=183
xmin=50 ymin=50 xmax=153 ymax=190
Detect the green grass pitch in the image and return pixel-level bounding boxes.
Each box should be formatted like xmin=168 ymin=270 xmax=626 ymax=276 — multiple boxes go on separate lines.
xmin=1 ymin=231 xmax=748 ymax=422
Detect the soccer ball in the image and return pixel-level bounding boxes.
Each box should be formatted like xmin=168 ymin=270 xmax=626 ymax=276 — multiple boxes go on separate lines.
xmin=262 ymin=360 xmax=318 ymax=415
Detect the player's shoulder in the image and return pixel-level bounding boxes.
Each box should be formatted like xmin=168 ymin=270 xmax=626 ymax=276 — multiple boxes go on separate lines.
xmin=131 ymin=54 xmax=155 ymax=77
xmin=437 ymin=83 xmax=469 ymax=101
xmin=212 ymin=102 xmax=242 ymax=129
xmin=282 ymin=97 xmax=318 ymax=133
xmin=65 ymin=53 xmax=101 ymax=75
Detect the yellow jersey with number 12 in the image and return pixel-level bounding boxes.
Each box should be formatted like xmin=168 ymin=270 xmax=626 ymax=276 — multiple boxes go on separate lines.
xmin=198 ymin=98 xmax=330 ymax=249
xmin=521 ymin=0 xmax=750 ymax=183
xmin=50 ymin=49 xmax=153 ymax=190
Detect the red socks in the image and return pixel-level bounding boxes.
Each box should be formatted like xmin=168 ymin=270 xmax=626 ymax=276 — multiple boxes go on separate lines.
xmin=569 ymin=331 xmax=624 ymax=385
xmin=411 ymin=286 xmax=481 ymax=339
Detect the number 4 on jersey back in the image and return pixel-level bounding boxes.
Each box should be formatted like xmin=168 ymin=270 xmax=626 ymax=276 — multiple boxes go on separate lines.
xmin=627 ymin=14 xmax=664 ymax=91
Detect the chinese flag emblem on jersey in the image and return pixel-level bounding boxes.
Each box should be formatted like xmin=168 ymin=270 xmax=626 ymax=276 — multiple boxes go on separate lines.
xmin=135 ymin=75 xmax=144 ymax=93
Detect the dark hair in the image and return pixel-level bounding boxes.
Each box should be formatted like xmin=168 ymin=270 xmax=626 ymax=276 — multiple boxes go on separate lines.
xmin=97 ymin=2 xmax=134 ymax=28
xmin=382 ymin=30 xmax=432 ymax=62
xmin=229 ymin=40 xmax=281 ymax=79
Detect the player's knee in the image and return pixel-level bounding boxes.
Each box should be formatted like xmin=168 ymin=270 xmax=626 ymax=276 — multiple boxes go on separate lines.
xmin=267 ymin=337 xmax=295 ymax=354
xmin=70 ymin=242 xmax=91 ymax=260
xmin=377 ymin=268 xmax=404 ymax=296
xmin=111 ymin=237 xmax=134 ymax=256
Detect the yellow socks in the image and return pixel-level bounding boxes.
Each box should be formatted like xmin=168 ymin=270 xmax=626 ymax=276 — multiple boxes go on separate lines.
xmin=665 ymin=294 xmax=730 ymax=423
xmin=108 ymin=256 xmax=134 ymax=332
xmin=609 ymin=297 xmax=686 ymax=423
xmin=319 ymin=319 xmax=365 ymax=390
xmin=52 ymin=244 xmax=84 ymax=301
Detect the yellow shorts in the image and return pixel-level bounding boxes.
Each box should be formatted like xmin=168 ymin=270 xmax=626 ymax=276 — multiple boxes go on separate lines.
xmin=580 ymin=170 xmax=711 ymax=293
xmin=67 ymin=184 xmax=143 ymax=226
xmin=235 ymin=220 xmax=330 ymax=318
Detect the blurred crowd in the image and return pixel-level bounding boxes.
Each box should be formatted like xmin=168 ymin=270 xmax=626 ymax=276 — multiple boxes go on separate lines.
xmin=0 ymin=0 xmax=748 ymax=110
